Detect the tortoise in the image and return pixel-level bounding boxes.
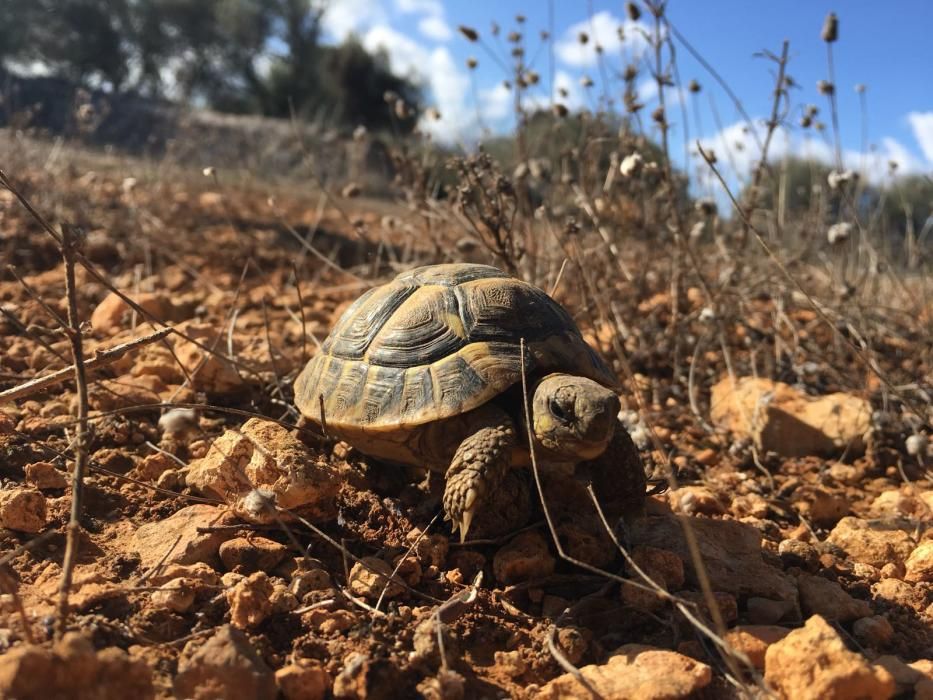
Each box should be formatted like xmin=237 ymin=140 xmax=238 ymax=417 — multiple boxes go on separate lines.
xmin=294 ymin=263 xmax=646 ymax=541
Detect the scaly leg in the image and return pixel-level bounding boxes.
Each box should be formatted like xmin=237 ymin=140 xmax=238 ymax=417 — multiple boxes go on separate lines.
xmin=443 ymin=407 xmax=515 ymax=542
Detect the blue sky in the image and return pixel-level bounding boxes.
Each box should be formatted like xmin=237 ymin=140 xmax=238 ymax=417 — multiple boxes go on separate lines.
xmin=321 ymin=0 xmax=932 ymax=186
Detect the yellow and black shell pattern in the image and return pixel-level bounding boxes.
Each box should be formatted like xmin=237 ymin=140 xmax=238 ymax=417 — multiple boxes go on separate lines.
xmin=294 ymin=263 xmax=618 ymax=433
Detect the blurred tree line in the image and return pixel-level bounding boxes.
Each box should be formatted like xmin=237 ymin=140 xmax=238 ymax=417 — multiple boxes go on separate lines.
xmin=745 ymin=157 xmax=933 ymax=247
xmin=0 ymin=0 xmax=420 ymax=132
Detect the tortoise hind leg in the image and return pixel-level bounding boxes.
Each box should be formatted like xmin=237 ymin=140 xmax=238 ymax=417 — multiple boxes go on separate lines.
xmin=442 ymin=406 xmax=516 ymax=542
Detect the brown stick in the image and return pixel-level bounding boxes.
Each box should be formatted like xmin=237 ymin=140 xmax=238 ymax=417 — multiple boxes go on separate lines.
xmin=55 ymin=224 xmax=91 ymax=639
xmin=0 ymin=327 xmax=173 ymax=402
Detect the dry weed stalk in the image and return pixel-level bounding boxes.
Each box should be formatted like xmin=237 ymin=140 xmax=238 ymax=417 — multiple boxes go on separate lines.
xmin=55 ymin=224 xmax=91 ymax=638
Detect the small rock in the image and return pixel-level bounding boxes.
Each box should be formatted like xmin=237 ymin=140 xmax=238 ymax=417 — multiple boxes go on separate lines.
xmin=875 ymin=655 xmax=925 ymax=695
xmin=0 ymin=632 xmax=154 ymax=699
xmin=275 ymin=662 xmax=331 ymax=700
xmin=333 ymin=652 xmax=400 ymax=700
xmin=174 ymin=625 xmax=276 ymax=700
xmin=797 ymin=572 xmax=872 ymax=622
xmin=631 ymin=515 xmax=797 ymax=605
xmin=764 ymin=615 xmax=895 ymax=700
xmin=348 ymin=557 xmax=405 ymax=601
xmin=535 ymin=645 xmax=712 ymax=699
xmin=226 ymin=571 xmax=275 ymax=628
xmin=797 ymin=488 xmax=849 ymax=526
xmin=291 ymin=568 xmax=332 ymax=598
xmin=407 ymin=528 xmax=449 ymax=574
xmin=905 ymin=541 xmax=933 ymax=583
xmin=872 ymin=578 xmax=925 ymax=611
xmin=669 ymin=485 xmax=725 ymax=515
xmin=853 ymin=616 xmax=895 ymax=649
xmin=778 ymin=539 xmax=820 ymax=571
xmin=724 ymin=626 xmax=790 ymax=670
xmin=747 ymin=596 xmax=794 ymax=625
xmin=710 ymin=377 xmax=871 ymax=457
xmin=417 ymin=670 xmax=466 ymax=700
xmin=826 ymin=517 xmax=915 ymax=570
xmin=493 ymin=531 xmax=556 ymax=585
xmin=0 ymin=487 xmax=47 ymax=532
xmin=150 ymin=578 xmax=197 ymax=613
xmin=219 ymin=536 xmax=289 ymax=573
xmin=132 ymin=504 xmax=238 ymax=570
xmin=186 ymin=418 xmax=341 ymax=524
xmin=621 ymin=546 xmax=684 ymax=611
xmin=148 ymin=562 xmax=221 ymax=588
xmin=870 ymin=490 xmax=923 ymax=518
xmin=172 ymin=322 xmax=245 ymax=394
xmin=24 ymin=461 xmax=69 ymax=489
xmin=91 ymin=291 xmax=181 ymax=335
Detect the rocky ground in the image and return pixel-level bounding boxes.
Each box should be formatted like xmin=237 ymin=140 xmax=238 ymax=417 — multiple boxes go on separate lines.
xmin=0 ymin=155 xmax=932 ymax=700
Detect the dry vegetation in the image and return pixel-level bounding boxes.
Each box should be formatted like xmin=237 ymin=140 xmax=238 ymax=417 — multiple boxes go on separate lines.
xmin=1 ymin=3 xmax=932 ymax=699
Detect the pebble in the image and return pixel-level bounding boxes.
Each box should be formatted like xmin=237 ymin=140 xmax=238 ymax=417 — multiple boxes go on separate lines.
xmin=174 ymin=625 xmax=276 ymax=700
xmin=826 ymin=517 xmax=915 ymax=570
xmin=905 ymin=541 xmax=933 ymax=583
xmin=797 ymin=572 xmax=872 ymax=622
xmin=492 ymin=531 xmax=556 ymax=585
xmin=275 ymin=662 xmax=331 ymax=700
xmin=348 ymin=557 xmax=405 ymax=601
xmin=225 ymin=571 xmax=274 ymax=628
xmin=218 ymin=536 xmax=289 ymax=573
xmin=0 ymin=487 xmax=47 ymax=533
xmin=24 ymin=461 xmax=68 ymax=490
xmin=852 ymin=615 xmax=894 ymax=649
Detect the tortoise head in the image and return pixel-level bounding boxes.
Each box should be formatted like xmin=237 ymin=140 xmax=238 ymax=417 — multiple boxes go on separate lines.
xmin=531 ymin=373 xmax=619 ymax=461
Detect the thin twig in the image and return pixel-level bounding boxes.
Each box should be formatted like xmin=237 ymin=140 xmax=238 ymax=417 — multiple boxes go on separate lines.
xmin=0 ymin=327 xmax=173 ymax=402
xmin=56 ymin=224 xmax=91 ymax=639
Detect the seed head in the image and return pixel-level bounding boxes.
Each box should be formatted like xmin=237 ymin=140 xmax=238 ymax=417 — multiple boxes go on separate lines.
xmin=619 ymin=152 xmax=644 ymax=177
xmin=578 ymin=31 xmax=589 ymax=44
xmin=507 ymin=31 xmax=522 ymax=43
xmin=817 ymin=80 xmax=834 ymax=96
xmin=580 ymin=76 xmax=594 ymax=88
xmin=202 ymin=166 xmax=216 ymax=178
xmin=626 ymin=2 xmax=641 ymax=21
xmin=826 ymin=221 xmax=854 ymax=244
xmin=622 ymin=64 xmax=638 ymax=82
xmin=558 ymin=87 xmax=569 ymax=98
xmin=352 ymin=125 xmax=367 ymax=141
xmin=854 ymin=83 xmax=866 ymax=94
xmin=552 ymin=103 xmax=569 ymax=118
xmin=466 ymin=57 xmax=478 ymax=69
xmin=515 ymin=14 xmax=526 ymax=23
xmin=821 ymin=12 xmax=838 ymax=43
xmin=341 ymin=182 xmax=361 ymax=198
xmin=458 ymin=25 xmax=479 ymax=41
xmin=688 ymin=79 xmax=701 ymax=93
xmin=525 ymin=71 xmax=540 ymax=85
xmin=651 ymin=106 xmax=665 ymax=124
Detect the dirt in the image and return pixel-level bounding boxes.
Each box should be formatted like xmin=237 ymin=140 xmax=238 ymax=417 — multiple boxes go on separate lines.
xmin=1 ymin=151 xmax=932 ymax=699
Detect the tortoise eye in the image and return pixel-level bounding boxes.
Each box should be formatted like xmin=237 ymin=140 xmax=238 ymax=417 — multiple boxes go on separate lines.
xmin=549 ymin=397 xmax=574 ymax=422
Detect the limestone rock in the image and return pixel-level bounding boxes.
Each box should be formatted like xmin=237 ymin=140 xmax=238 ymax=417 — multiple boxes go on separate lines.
xmin=905 ymin=541 xmax=933 ymax=583
xmin=852 ymin=616 xmax=895 ymax=648
xmin=226 ymin=571 xmax=275 ymax=628
xmin=724 ymin=626 xmax=789 ymax=670
xmin=826 ymin=517 xmax=915 ymax=570
xmin=24 ymin=461 xmax=69 ymax=490
xmin=0 ymin=633 xmax=154 ymax=700
xmin=797 ymin=573 xmax=872 ymax=621
xmin=493 ymin=531 xmax=556 ymax=585
xmin=276 ymin=662 xmax=331 ymax=700
xmin=0 ymin=487 xmax=47 ymax=532
xmin=535 ymin=645 xmax=712 ymax=699
xmin=91 ymin=291 xmax=185 ymax=335
xmin=631 ymin=515 xmax=798 ymax=605
xmin=764 ymin=615 xmax=895 ymax=700
xmin=219 ymin=536 xmax=289 ymax=573
xmin=174 ymin=625 xmax=276 ymax=700
xmin=186 ymin=418 xmax=341 ymax=524
xmin=132 ymin=504 xmax=238 ymax=570
xmin=348 ymin=557 xmax=405 ymax=601
xmin=710 ymin=377 xmax=871 ymax=457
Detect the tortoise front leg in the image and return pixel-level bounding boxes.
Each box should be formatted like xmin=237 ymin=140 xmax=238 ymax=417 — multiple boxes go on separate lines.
xmin=579 ymin=420 xmax=647 ymax=526
xmin=442 ymin=406 xmax=516 ymax=542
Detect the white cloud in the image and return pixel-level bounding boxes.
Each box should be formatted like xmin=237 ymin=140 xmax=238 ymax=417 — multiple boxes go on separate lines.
xmin=480 ymin=83 xmax=513 ymax=122
xmin=555 ymin=11 xmax=650 ymax=67
xmin=418 ymin=15 xmax=452 ymax=41
xmin=322 ymin=0 xmax=388 ymax=40
xmin=362 ymin=24 xmax=431 ymax=78
xmin=394 ymin=0 xmax=442 ymax=14
xmin=908 ymin=112 xmax=933 ymax=164
xmin=362 ymin=25 xmax=474 ymax=142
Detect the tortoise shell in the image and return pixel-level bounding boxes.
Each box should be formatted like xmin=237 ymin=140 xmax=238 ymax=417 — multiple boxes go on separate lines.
xmin=294 ymin=263 xmax=618 ymax=433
